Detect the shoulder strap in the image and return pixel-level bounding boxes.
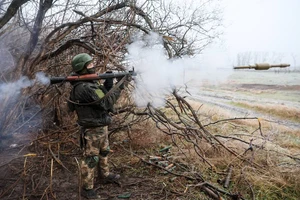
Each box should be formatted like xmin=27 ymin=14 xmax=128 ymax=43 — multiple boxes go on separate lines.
xmin=67 ymin=77 xmax=126 ymax=106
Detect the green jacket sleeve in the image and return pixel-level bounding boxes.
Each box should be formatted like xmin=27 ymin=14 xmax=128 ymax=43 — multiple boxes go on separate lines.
xmin=74 ymin=82 xmax=121 ymax=111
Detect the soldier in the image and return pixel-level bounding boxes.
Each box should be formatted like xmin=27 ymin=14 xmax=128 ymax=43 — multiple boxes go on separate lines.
xmin=68 ymin=53 xmax=127 ymax=199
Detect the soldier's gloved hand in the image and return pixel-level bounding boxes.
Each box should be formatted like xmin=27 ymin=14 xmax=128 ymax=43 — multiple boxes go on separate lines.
xmin=104 ymin=71 xmax=114 ymax=91
xmin=125 ymin=74 xmax=133 ymax=82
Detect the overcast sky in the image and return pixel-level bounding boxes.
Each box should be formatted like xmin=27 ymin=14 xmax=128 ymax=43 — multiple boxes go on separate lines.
xmin=203 ymin=0 xmax=300 ymax=67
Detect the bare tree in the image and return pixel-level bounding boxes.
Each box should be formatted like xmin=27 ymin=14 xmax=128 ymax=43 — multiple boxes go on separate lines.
xmin=235 ymin=51 xmax=284 ymax=66
xmin=0 ymin=0 xmax=222 ymax=141
xmin=0 ymin=0 xmax=223 ymax=145
xmin=0 ymin=0 xmax=30 ymax=29
xmin=0 ymin=0 xmax=222 ymax=78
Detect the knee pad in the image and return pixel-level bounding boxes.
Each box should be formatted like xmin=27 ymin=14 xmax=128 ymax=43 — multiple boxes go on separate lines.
xmin=85 ymin=156 xmax=99 ymax=168
xmin=100 ymin=147 xmax=110 ymax=157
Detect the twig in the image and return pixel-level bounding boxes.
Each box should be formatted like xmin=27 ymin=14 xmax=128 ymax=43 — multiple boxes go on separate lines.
xmin=48 ymin=144 xmax=71 ymax=172
xmin=201 ymin=186 xmax=220 ymax=200
xmin=119 ymin=144 xmax=196 ymax=181
xmin=74 ymin=157 xmax=81 ymax=200
xmin=204 ymin=117 xmax=258 ymax=127
xmin=224 ymin=165 xmax=233 ymax=188
xmin=23 ymin=157 xmax=27 ymax=199
xmin=187 ymin=181 xmax=234 ymax=199
xmin=50 ymin=159 xmax=54 ymax=197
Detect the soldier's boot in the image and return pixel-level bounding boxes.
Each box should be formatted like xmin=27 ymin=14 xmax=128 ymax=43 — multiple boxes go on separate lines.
xmin=81 ymin=189 xmax=101 ymax=199
xmin=102 ymin=173 xmax=120 ymax=183
xmin=97 ymin=155 xmax=120 ymax=184
xmin=98 ymin=172 xmax=121 ymax=184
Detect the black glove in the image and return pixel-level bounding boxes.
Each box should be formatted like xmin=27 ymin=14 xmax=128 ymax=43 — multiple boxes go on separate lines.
xmin=103 ymin=71 xmax=114 ymax=91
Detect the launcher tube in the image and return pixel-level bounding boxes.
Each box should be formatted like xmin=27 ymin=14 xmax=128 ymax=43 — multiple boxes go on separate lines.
xmin=50 ymin=70 xmax=136 ymax=84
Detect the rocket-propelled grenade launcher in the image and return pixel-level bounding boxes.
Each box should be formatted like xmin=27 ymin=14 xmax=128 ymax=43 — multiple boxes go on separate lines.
xmin=50 ymin=70 xmax=137 ymax=84
xmin=233 ymin=63 xmax=290 ymax=70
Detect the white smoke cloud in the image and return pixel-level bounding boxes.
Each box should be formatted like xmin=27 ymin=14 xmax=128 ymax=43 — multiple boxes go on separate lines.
xmin=0 ymin=72 xmax=50 ymax=101
xmin=126 ymin=32 xmax=232 ymax=107
xmin=0 ymin=77 xmax=32 ymax=100
xmin=35 ymin=72 xmax=50 ymax=85
xmin=0 ymin=72 xmax=50 ymax=138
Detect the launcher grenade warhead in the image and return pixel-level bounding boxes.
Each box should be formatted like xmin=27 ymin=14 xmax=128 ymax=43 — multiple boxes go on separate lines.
xmin=233 ymin=63 xmax=290 ymax=70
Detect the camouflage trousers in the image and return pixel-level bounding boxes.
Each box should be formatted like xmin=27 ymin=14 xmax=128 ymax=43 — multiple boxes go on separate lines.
xmin=80 ymin=126 xmax=110 ymax=190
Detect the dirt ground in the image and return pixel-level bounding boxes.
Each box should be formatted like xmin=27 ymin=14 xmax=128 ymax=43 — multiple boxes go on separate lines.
xmin=0 ymin=135 xmax=172 ymax=200
xmin=0 ymin=131 xmax=202 ymax=200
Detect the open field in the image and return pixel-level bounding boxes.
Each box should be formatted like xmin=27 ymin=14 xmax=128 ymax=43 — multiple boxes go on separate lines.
xmin=187 ymin=70 xmax=300 ymax=129
xmin=180 ymin=70 xmax=300 ymax=199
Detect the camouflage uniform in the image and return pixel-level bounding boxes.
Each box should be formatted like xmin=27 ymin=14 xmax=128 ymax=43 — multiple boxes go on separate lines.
xmin=69 ymin=80 xmax=122 ymax=190
xmin=81 ymin=126 xmax=110 ymax=189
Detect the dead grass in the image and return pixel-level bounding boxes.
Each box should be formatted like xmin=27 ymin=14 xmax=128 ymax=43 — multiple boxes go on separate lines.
xmin=109 ymin=98 xmax=300 ymax=200
xmin=1 ymin=88 xmax=299 ymax=199
xmin=231 ymin=101 xmax=300 ymax=123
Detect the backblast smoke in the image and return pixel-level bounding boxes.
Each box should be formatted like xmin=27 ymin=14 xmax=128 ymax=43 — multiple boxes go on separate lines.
xmin=0 ymin=72 xmax=50 ymax=139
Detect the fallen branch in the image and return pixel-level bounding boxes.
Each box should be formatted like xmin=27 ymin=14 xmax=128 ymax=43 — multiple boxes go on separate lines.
xmin=224 ymin=165 xmax=233 ymax=188
xmin=48 ymin=144 xmax=70 ymax=172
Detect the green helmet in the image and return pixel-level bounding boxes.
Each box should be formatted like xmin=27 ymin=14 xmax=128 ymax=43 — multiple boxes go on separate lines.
xmin=71 ymin=53 xmax=93 ymax=72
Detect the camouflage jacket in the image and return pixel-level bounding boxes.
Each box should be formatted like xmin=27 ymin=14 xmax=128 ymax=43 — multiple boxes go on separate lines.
xmin=68 ymin=81 xmax=121 ymax=127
